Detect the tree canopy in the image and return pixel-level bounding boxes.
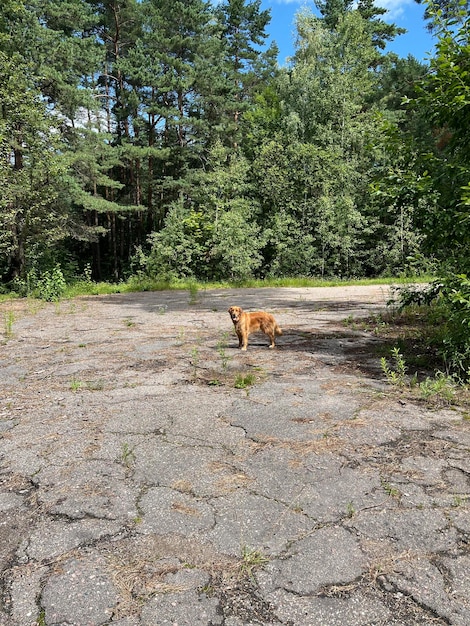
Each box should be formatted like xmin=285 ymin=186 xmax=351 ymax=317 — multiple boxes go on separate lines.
xmin=0 ymin=0 xmax=467 ymax=288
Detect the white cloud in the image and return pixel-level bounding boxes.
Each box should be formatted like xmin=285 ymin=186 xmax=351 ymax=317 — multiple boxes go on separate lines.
xmin=270 ymin=0 xmax=414 ymax=21
xmin=375 ymin=0 xmax=414 ymax=21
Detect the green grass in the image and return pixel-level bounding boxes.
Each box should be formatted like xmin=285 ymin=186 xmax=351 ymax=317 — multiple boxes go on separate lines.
xmin=0 ymin=293 xmax=18 ymax=303
xmin=239 ymin=546 xmax=270 ymax=578
xmin=63 ymin=274 xmax=432 ymax=298
xmin=234 ymin=372 xmax=257 ymax=389
xmin=0 ymin=274 xmax=432 ymax=303
xmin=228 ymin=275 xmax=432 ymax=289
xmin=3 ymin=311 xmax=14 ymax=338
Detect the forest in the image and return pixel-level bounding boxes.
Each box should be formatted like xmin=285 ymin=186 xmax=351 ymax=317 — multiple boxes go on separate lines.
xmin=0 ymin=0 xmax=469 ymax=374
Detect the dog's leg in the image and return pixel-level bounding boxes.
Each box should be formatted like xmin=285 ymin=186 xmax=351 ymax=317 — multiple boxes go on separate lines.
xmin=260 ymin=320 xmax=277 ymax=348
xmin=239 ymin=327 xmax=249 ymax=351
xmin=235 ymin=329 xmax=245 ymax=350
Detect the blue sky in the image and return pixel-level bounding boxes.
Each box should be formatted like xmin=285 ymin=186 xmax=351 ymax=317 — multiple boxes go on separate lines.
xmin=261 ymin=0 xmax=437 ymax=66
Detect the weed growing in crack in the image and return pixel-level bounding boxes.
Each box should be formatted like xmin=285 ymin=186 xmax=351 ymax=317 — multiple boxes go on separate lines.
xmin=234 ymin=372 xmax=256 ymax=389
xmin=381 ymin=347 xmax=407 ymax=387
xmin=175 ymin=328 xmax=186 ymax=345
xmin=346 ymin=501 xmax=355 ymax=518
xmin=3 ymin=311 xmax=14 ymax=338
xmin=70 ymin=378 xmax=83 ymax=392
xmin=70 ymin=378 xmax=104 ymax=392
xmin=419 ymin=371 xmax=457 ymax=405
xmin=190 ymin=346 xmax=200 ymax=379
xmin=381 ymin=346 xmax=465 ymax=407
xmin=217 ymin=333 xmax=231 ymax=373
xmin=120 ymin=442 xmax=136 ymax=468
xmin=239 ymin=546 xmax=270 ymax=579
xmin=452 ymin=494 xmax=467 ymax=507
xmin=381 ymin=478 xmax=400 ymax=498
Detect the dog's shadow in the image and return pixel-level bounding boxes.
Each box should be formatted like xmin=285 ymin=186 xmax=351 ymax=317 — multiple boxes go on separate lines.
xmin=231 ymin=326 xmax=386 ymax=380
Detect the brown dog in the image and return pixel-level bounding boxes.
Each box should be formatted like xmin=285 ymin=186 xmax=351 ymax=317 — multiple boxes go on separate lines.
xmin=228 ymin=306 xmax=282 ymax=351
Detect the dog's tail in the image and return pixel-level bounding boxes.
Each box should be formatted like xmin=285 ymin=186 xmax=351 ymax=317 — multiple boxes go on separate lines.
xmin=275 ymin=324 xmax=283 ymax=336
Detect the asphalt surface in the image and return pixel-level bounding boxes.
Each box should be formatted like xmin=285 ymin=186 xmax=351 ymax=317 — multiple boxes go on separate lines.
xmin=0 ymin=285 xmax=469 ymax=625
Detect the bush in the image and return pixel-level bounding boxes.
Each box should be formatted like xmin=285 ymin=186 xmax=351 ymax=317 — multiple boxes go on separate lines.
xmin=396 ymin=275 xmax=470 ymax=381
xmin=438 ymin=274 xmax=470 ymax=379
xmin=35 ymin=265 xmax=67 ymax=301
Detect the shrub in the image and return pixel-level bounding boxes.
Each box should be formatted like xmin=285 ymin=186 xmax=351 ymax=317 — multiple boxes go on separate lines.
xmin=395 ymin=274 xmax=470 ymax=381
xmin=35 ymin=265 xmax=67 ymax=301
xmin=438 ymin=274 xmax=470 ymax=379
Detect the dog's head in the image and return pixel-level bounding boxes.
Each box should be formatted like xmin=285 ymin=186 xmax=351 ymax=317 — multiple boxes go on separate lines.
xmin=228 ymin=306 xmax=242 ymax=323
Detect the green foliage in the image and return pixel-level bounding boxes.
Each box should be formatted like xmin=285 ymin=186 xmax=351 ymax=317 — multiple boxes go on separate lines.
xmin=315 ymin=0 xmax=406 ymax=53
xmin=368 ymin=150 xmax=431 ymax=274
xmin=214 ymin=0 xmax=276 ymax=145
xmin=146 ymin=202 xmax=213 ymax=280
xmin=35 ymin=265 xmax=67 ymax=302
xmin=420 ymin=0 xmax=469 ymax=32
xmin=190 ymin=346 xmax=200 ymax=380
xmin=234 ymin=372 xmax=257 ymax=389
xmin=437 ymin=274 xmax=470 ymax=377
xmin=408 ymin=6 xmax=470 ymax=269
xmin=239 ymin=545 xmax=270 ymax=578
xmin=381 ymin=347 xmax=408 ymax=386
xmin=381 ymin=479 xmax=400 ymax=498
xmin=146 ymin=145 xmax=264 ymax=280
xmin=419 ymin=371 xmax=458 ymax=405
xmin=1 ymin=0 xmax=457 ymax=291
xmin=394 ymin=274 xmax=470 ymax=380
xmin=3 ymin=311 xmax=14 ymax=338
xmin=346 ymin=501 xmax=356 ymax=518
xmin=252 ymin=10 xmax=406 ymax=278
xmin=0 ymin=52 xmax=73 ymax=281
xmin=217 ymin=334 xmax=231 ymax=372
xmin=70 ymin=377 xmax=83 ymax=392
xmin=119 ymin=443 xmax=136 ymax=469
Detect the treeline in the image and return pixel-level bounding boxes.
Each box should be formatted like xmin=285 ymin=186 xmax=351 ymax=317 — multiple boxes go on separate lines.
xmin=0 ymin=0 xmax=469 ymax=287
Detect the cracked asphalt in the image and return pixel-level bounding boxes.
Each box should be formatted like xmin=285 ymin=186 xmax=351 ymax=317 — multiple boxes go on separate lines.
xmin=0 ymin=285 xmax=469 ymax=625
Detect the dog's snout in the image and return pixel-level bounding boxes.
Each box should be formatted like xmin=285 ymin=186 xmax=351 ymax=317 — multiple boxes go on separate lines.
xmin=228 ymin=307 xmax=239 ymax=322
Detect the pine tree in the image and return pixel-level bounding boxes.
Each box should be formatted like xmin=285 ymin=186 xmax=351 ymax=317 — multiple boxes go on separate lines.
xmin=214 ymin=0 xmax=276 ymax=147
xmin=356 ymin=0 xmax=405 ymax=52
xmin=121 ymin=0 xmax=220 ymax=229
xmin=315 ymin=0 xmax=353 ymax=29
xmin=0 ymin=52 xmax=71 ymax=281
xmin=316 ymin=0 xmax=405 ymax=61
